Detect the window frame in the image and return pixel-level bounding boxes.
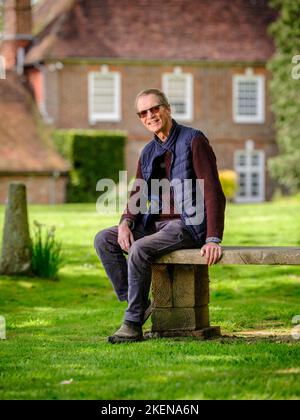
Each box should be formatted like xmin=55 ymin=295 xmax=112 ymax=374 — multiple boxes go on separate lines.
xmin=88 ymin=71 xmax=121 ymax=123
xmin=0 ymin=55 xmax=5 ymax=80
xmin=234 ymin=144 xmax=265 ymax=203
xmin=162 ymin=72 xmax=194 ymax=122
xmin=233 ymin=74 xmax=265 ymax=124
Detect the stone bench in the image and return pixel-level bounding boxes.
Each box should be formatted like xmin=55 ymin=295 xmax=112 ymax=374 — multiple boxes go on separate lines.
xmin=149 ymin=247 xmax=300 ymax=339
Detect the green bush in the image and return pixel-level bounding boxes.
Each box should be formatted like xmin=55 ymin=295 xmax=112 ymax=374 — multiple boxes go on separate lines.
xmin=53 ymin=130 xmax=74 ymax=161
xmin=31 ymin=221 xmax=64 ymax=280
xmin=53 ymin=130 xmax=126 ymax=202
xmin=219 ymin=170 xmax=238 ymax=201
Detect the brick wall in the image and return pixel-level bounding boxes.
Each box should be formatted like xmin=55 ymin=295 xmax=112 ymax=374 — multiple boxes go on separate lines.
xmin=0 ymin=174 xmax=68 ymax=204
xmin=42 ymin=62 xmax=277 ymax=199
xmin=3 ymin=0 xmax=32 ymax=36
xmin=45 ymin=63 xmax=274 ymax=136
xmin=1 ymin=0 xmax=32 ymax=69
xmin=27 ymin=68 xmax=43 ymax=106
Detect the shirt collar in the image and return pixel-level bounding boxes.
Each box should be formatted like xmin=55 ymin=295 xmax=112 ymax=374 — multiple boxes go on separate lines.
xmin=154 ymin=119 xmax=178 ymax=147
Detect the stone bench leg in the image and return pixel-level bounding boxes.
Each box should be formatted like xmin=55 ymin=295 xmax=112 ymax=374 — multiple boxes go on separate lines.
xmin=149 ymin=264 xmax=221 ymax=339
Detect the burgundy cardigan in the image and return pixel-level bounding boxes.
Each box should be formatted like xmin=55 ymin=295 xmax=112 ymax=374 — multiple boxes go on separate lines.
xmin=120 ymin=133 xmax=226 ymax=242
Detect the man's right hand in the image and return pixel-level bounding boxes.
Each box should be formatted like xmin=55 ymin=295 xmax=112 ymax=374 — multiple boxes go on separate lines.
xmin=118 ymin=220 xmax=135 ymax=252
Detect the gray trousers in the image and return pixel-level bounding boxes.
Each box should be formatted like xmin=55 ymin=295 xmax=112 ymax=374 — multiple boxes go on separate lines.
xmin=94 ymin=219 xmax=198 ymax=323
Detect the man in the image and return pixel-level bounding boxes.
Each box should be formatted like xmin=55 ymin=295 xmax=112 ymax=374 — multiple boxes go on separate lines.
xmin=94 ymin=89 xmax=226 ymax=343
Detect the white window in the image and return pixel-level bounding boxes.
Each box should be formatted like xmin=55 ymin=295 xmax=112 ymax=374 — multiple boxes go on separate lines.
xmin=233 ymin=73 xmax=265 ymax=123
xmin=234 ymin=140 xmax=265 ymax=202
xmin=0 ymin=55 xmax=6 ymax=80
xmin=88 ymin=69 xmax=121 ymax=123
xmin=163 ymin=69 xmax=193 ymax=121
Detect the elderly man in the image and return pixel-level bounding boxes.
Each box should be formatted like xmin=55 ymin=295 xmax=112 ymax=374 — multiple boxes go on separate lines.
xmin=94 ymin=89 xmax=226 ymax=343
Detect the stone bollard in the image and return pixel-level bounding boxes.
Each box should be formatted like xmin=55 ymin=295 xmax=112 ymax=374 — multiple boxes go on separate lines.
xmin=0 ymin=183 xmax=32 ymax=275
xmin=0 ymin=316 xmax=6 ymax=340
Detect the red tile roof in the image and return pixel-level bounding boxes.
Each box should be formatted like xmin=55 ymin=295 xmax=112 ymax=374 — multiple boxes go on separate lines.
xmin=0 ymin=72 xmax=69 ymax=173
xmin=32 ymin=0 xmax=74 ymax=36
xmin=26 ymin=0 xmax=277 ymax=65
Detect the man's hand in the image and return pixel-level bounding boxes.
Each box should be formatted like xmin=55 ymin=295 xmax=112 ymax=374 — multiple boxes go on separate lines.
xmin=118 ymin=220 xmax=135 ymax=252
xmin=200 ymin=242 xmax=222 ymax=266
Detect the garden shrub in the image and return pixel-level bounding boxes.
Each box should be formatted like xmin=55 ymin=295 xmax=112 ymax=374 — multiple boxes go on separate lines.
xmin=53 ymin=130 xmax=126 ymax=202
xmin=219 ymin=170 xmax=238 ymax=201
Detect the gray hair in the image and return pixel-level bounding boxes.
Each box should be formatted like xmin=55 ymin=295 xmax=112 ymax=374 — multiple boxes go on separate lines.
xmin=135 ymin=88 xmax=170 ymax=110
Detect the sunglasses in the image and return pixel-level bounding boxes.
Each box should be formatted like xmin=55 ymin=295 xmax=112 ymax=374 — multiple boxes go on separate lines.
xmin=137 ymin=104 xmax=164 ymax=119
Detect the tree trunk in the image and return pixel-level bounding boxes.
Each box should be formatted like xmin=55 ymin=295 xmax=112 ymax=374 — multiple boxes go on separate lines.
xmin=0 ymin=183 xmax=32 ymax=275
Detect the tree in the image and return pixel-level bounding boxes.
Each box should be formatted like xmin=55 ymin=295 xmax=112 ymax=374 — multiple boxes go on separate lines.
xmin=267 ymin=0 xmax=300 ymax=193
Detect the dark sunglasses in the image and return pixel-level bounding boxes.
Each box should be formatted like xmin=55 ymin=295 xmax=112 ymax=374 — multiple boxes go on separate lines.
xmin=137 ymin=104 xmax=164 ymax=119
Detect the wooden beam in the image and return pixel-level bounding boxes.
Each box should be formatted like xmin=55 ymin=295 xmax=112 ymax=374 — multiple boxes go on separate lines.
xmin=156 ymin=247 xmax=300 ymax=266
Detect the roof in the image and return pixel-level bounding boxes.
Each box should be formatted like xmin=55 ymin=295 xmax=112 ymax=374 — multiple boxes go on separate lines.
xmin=32 ymin=0 xmax=75 ymax=36
xmin=25 ymin=0 xmax=277 ymax=65
xmin=0 ymin=71 xmax=69 ymax=174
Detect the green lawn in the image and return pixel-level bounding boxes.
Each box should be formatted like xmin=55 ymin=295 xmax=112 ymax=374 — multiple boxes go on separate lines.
xmin=0 ymin=197 xmax=300 ymax=400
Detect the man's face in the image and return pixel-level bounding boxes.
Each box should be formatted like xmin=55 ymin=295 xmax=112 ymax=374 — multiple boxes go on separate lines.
xmin=136 ymin=94 xmax=172 ymax=136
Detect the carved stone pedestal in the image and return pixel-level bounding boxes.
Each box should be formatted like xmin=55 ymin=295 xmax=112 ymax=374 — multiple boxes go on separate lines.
xmin=148 ymin=263 xmax=221 ymax=339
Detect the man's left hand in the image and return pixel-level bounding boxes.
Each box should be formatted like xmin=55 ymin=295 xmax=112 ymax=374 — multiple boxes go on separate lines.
xmin=200 ymin=242 xmax=222 ymax=266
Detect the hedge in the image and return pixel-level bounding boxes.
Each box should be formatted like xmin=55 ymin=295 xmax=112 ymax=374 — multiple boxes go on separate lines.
xmin=53 ymin=130 xmax=126 ymax=202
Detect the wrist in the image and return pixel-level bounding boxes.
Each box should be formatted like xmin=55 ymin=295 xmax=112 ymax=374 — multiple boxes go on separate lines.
xmin=206 ymin=237 xmax=221 ymax=244
xmin=120 ymin=219 xmax=134 ymax=230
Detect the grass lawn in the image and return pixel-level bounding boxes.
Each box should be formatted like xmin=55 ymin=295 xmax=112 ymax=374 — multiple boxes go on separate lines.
xmin=0 ymin=197 xmax=300 ymax=400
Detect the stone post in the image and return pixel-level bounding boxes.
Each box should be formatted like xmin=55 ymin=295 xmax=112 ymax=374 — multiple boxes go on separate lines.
xmin=0 ymin=316 xmax=6 ymax=340
xmin=0 ymin=183 xmax=32 ymax=275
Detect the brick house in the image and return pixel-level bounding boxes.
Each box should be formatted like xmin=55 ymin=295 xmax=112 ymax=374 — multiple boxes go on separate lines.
xmin=0 ymin=70 xmax=69 ymax=204
xmin=1 ymin=0 xmax=278 ymax=202
xmin=0 ymin=0 xmax=69 ymax=204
